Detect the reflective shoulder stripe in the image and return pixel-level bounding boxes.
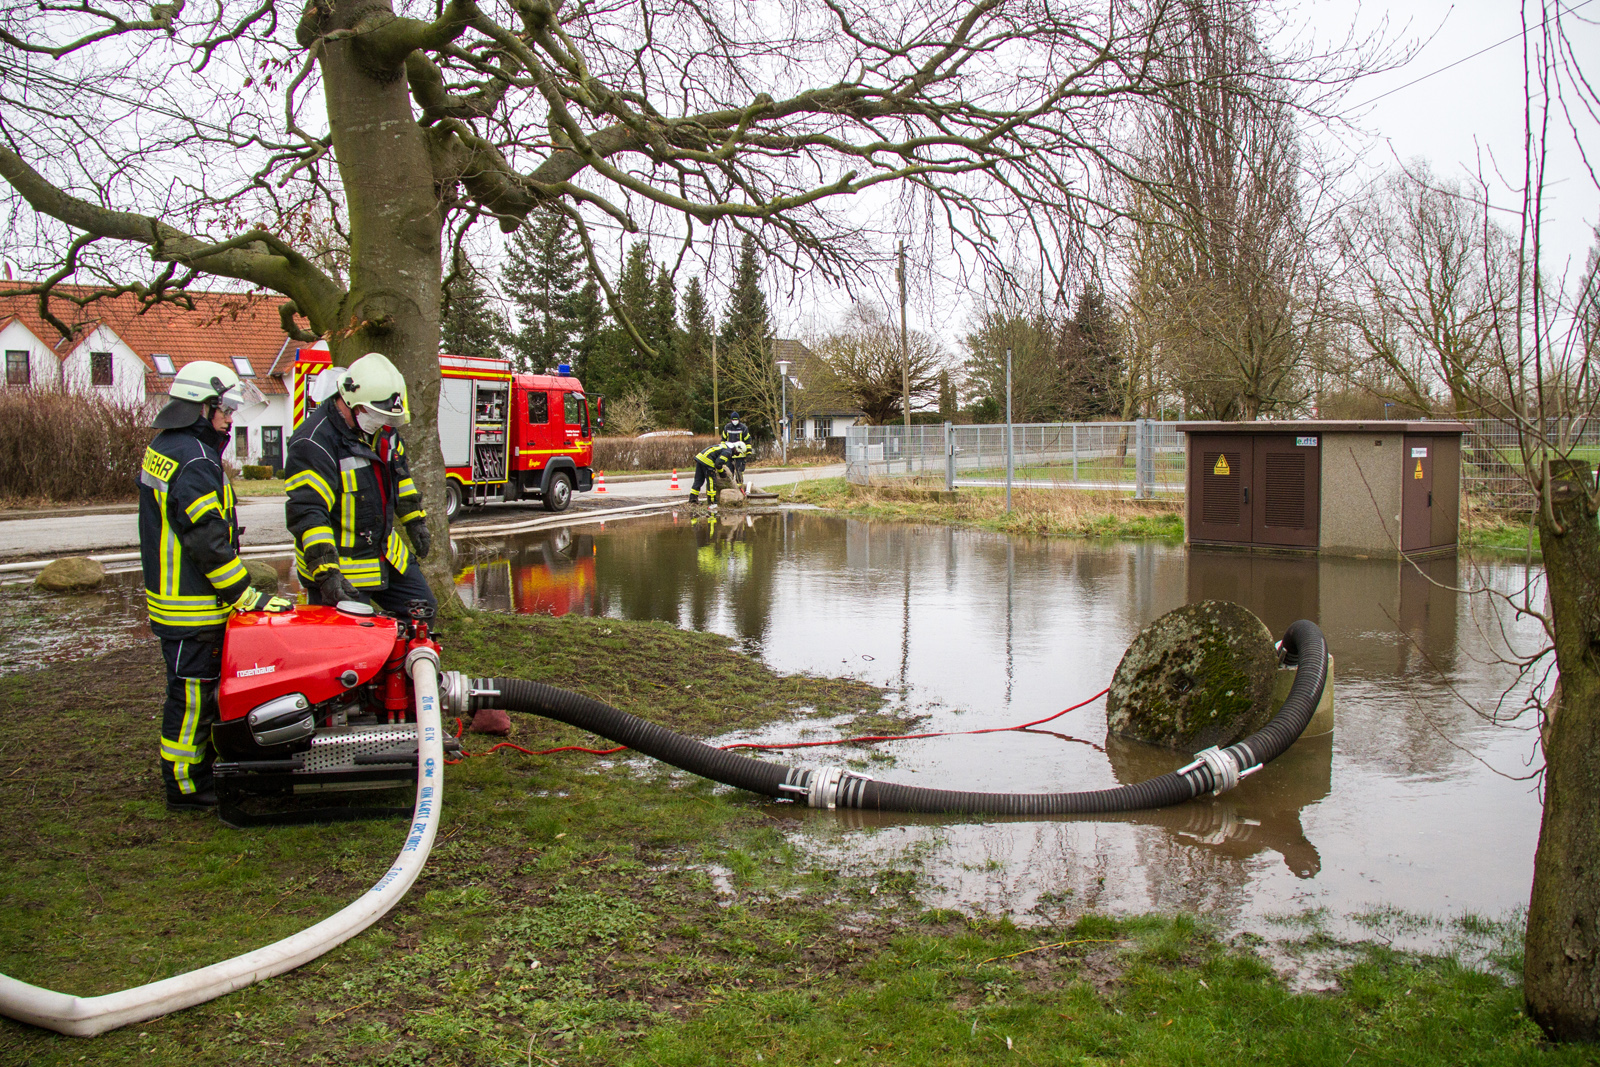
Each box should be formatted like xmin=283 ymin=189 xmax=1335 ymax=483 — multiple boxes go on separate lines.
xmin=185 ymin=492 xmax=222 ymax=523
xmin=285 ymin=470 xmax=336 ymax=510
xmin=140 ymin=469 xmax=169 ymax=492
xmin=339 ymin=456 xmax=371 ymax=472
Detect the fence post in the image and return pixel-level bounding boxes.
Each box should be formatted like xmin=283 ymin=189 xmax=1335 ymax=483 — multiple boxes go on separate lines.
xmin=1134 ymin=419 xmax=1149 ymax=499
xmin=1072 ymin=424 xmax=1078 ymax=485
xmin=944 ymin=422 xmax=954 ymax=491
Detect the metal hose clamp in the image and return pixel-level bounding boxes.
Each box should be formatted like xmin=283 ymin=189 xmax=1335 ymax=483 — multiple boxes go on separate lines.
xmin=806 ymin=766 xmax=845 ymax=809
xmin=1191 ymin=745 xmax=1240 ymax=795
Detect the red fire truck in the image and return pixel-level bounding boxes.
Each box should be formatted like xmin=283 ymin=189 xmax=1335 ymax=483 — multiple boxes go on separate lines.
xmin=291 ymin=348 xmax=603 ymax=519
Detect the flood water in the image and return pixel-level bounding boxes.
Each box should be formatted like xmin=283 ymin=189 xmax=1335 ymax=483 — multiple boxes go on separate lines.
xmin=0 ymin=511 xmax=1548 ymax=945
xmin=457 ymin=511 xmax=1549 ymax=943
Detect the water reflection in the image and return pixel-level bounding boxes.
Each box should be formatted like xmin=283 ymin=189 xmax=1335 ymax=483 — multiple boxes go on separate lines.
xmin=454 ymin=512 xmax=1547 ymax=934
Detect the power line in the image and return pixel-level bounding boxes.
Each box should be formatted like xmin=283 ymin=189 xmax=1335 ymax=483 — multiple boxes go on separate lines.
xmin=1348 ymin=0 xmax=1595 ymax=111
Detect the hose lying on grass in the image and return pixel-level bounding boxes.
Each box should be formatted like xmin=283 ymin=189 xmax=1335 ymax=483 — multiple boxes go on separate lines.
xmin=441 ymin=619 xmax=1328 ymax=815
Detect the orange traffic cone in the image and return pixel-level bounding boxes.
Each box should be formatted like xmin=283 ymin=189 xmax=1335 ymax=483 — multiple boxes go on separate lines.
xmin=595 ymin=470 xmax=607 ymax=493
xmin=670 ymin=469 xmax=681 ymax=490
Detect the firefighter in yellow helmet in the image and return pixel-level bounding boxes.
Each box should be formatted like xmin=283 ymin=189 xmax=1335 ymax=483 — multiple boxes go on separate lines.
xmin=283 ymin=352 xmax=436 ymax=616
xmin=139 ymin=360 xmax=290 ymax=811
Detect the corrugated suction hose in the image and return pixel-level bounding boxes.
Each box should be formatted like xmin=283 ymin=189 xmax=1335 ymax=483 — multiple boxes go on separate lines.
xmin=442 ymin=620 xmax=1328 ymax=815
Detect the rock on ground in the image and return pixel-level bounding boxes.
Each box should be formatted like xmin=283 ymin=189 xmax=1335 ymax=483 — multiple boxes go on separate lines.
xmin=470 ymin=708 xmax=513 ymax=736
xmin=34 ymin=556 xmax=105 ymax=592
xmin=716 ymin=487 xmax=746 ymax=506
xmin=244 ymin=559 xmax=279 ymax=592
xmin=1105 ymin=600 xmax=1279 ymax=751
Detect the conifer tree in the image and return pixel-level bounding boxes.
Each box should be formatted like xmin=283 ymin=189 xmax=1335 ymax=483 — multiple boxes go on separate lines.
xmin=721 ymin=233 xmax=773 ymax=349
xmin=440 ymin=264 xmax=510 ymax=361
xmin=503 ymin=210 xmax=582 ymax=372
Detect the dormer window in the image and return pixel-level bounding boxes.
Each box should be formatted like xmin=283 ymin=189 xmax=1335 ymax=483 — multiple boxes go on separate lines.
xmin=152 ymin=353 xmax=175 ymax=375
xmin=231 ymin=356 xmax=256 ymax=377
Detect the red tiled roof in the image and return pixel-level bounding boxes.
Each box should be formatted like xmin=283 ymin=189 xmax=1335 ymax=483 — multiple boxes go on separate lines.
xmin=0 ymin=281 xmax=296 ymax=395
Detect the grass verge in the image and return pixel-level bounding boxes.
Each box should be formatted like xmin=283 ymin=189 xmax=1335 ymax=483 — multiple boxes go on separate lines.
xmin=232 ymin=477 xmax=288 ymax=497
xmin=780 ymin=477 xmax=1185 ymax=540
xmin=0 ymin=611 xmax=1582 ymax=1066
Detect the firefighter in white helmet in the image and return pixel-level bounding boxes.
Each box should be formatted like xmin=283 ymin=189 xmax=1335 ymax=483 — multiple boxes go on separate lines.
xmin=139 ymin=359 xmax=289 ymax=811
xmin=283 ymin=352 xmax=436 ymax=616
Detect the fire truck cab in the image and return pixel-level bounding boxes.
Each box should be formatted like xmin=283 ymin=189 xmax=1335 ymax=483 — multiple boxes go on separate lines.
xmin=438 ymin=355 xmax=603 ymax=519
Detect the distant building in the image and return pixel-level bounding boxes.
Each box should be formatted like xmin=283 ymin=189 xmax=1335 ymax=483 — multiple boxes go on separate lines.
xmin=0 ymin=282 xmax=298 ymax=468
xmin=773 ymin=337 xmax=865 ymax=443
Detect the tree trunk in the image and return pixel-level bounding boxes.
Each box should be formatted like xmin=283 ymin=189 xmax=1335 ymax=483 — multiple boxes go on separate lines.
xmin=317 ymin=5 xmax=458 ymax=610
xmin=1526 ymin=459 xmax=1600 ymax=1041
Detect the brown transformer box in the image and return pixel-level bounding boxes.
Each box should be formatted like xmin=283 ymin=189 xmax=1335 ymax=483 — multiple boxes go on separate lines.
xmin=1177 ymin=421 xmax=1467 ymax=559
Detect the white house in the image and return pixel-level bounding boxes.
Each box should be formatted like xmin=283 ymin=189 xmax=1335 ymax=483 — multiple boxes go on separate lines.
xmin=0 ymin=282 xmax=300 ymax=468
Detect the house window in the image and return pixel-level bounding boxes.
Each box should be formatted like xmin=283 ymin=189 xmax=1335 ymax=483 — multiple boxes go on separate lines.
xmin=152 ymin=353 xmax=176 ymax=375
xmin=817 ymin=418 xmax=834 ymax=439
xmin=235 ymin=428 xmax=250 ymax=460
xmin=5 ymin=351 xmax=27 ymax=387
xmin=231 ymin=356 xmax=256 ymax=377
xmin=90 ymin=352 xmax=113 ymax=386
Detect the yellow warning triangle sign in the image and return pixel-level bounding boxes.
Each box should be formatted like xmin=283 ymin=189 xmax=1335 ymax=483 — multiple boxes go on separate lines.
xmin=1414 ymin=460 xmax=1424 ymax=479
xmin=1213 ymin=455 xmax=1231 ymax=476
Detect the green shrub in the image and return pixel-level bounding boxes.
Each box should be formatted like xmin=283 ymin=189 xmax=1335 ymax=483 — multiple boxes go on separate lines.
xmin=241 ymin=464 xmax=273 ymax=480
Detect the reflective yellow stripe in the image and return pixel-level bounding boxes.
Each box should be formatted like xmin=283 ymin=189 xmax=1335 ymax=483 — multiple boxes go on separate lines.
xmin=397 ymin=509 xmax=425 ymax=525
xmin=300 ymin=525 xmax=336 ymax=550
xmin=339 ymin=555 xmax=384 ymax=589
xmin=398 ymin=478 xmax=417 ymax=495
xmin=340 ymin=469 xmax=358 ymax=549
xmin=385 ymin=530 xmax=409 ymax=574
xmin=285 ymin=470 xmax=335 ymax=510
xmin=161 ymin=737 xmax=203 ymax=762
xmin=186 ymin=492 xmax=222 ymax=523
xmin=205 ymin=557 xmax=248 ymax=588
xmin=145 ymin=591 xmax=231 ymax=628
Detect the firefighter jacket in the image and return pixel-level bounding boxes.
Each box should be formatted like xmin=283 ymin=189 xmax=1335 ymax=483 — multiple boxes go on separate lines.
xmin=284 ymin=395 xmax=425 ymax=590
xmin=138 ymin=421 xmax=250 ymax=636
xmin=720 ymin=418 xmax=749 ymax=446
xmin=694 ymin=442 xmax=735 ymax=475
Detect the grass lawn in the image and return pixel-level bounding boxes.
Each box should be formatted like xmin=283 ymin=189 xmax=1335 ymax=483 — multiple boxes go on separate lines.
xmin=233 ymin=477 xmax=288 ymax=497
xmin=782 ymin=478 xmax=1186 ymax=540
xmin=0 ymin=611 xmax=1586 ymax=1065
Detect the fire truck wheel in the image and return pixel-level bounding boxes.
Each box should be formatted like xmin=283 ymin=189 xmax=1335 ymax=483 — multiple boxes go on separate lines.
xmin=543 ymin=471 xmax=573 ymax=512
xmin=444 ymin=482 xmax=462 ymax=522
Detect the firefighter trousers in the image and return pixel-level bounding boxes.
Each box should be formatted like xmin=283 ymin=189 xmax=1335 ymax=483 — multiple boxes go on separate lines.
xmin=691 ymin=460 xmax=720 ymax=494
xmin=160 ymin=631 xmax=223 ymax=797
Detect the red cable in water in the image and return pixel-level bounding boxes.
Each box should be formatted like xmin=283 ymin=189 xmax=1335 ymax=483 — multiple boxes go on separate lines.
xmin=446 ymin=688 xmax=1110 ymax=764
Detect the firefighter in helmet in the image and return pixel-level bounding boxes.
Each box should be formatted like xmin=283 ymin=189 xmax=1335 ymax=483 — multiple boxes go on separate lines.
xmin=284 ymin=352 xmax=436 ymax=616
xmin=139 ymin=360 xmax=289 ymax=811
xmin=720 ymin=410 xmax=750 ymax=486
xmin=689 ymin=439 xmax=746 ymax=505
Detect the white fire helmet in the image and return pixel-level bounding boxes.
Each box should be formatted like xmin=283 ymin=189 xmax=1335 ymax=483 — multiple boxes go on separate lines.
xmin=338 ymin=352 xmax=410 ymax=428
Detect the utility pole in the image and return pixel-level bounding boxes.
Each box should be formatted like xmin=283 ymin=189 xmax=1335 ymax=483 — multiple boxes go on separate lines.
xmin=898 ymin=242 xmax=910 ymax=440
xmin=712 ymin=333 xmax=719 ymax=430
xmin=1005 ymin=345 xmax=1013 ymax=514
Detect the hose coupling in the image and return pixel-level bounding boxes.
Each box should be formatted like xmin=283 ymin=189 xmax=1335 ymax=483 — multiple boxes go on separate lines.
xmin=404 ymin=644 xmax=441 ymax=677
xmin=438 ymin=673 xmax=503 ymax=717
xmin=1181 ymin=745 xmax=1241 ymax=795
xmin=806 ymin=766 xmax=845 ymax=809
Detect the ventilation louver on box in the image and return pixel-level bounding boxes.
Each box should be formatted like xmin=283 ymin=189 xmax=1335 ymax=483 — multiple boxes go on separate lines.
xmin=1263 ymin=453 xmax=1305 ymax=528
xmin=1201 ymin=452 xmax=1242 ymax=525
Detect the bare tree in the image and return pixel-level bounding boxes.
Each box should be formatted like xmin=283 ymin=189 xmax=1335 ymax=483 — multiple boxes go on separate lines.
xmin=1334 ymin=164 xmax=1516 ymax=416
xmin=1117 ymin=0 xmax=1330 ymax=420
xmin=806 ymin=304 xmax=945 ymax=424
xmin=716 ymin=335 xmax=784 ymax=444
xmin=0 ymin=0 xmax=1285 ymax=598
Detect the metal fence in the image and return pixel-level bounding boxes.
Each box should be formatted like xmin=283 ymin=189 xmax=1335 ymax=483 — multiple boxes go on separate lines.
xmin=845 ymin=417 xmax=1600 ymax=510
xmin=845 ymin=420 xmax=1185 ymax=498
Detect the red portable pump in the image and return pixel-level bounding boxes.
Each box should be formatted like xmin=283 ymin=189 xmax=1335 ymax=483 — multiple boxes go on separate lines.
xmin=211 ymin=601 xmax=459 ymax=826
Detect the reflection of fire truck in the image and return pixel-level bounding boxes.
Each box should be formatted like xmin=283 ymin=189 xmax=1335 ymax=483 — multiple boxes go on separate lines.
xmin=454 ymin=529 xmax=597 ymax=616
xmin=292 ymin=347 xmax=603 ymax=520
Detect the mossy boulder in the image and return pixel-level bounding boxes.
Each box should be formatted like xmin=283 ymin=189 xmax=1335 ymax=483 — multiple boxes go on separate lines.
xmin=717 ymin=487 xmax=746 ymax=507
xmin=244 ymin=559 xmax=279 ymax=593
xmin=33 ymin=556 xmax=105 ymax=592
xmin=1106 ymin=600 xmax=1279 ymax=751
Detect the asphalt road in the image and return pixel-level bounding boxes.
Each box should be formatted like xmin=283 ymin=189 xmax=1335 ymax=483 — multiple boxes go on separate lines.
xmin=0 ymin=464 xmax=842 ymax=560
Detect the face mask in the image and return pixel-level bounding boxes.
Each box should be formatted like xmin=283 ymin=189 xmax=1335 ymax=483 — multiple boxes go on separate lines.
xmin=355 ymin=408 xmax=387 ymax=436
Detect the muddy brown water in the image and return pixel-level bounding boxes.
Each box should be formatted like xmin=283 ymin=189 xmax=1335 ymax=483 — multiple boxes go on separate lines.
xmin=457 ymin=510 xmax=1548 ymax=945
xmin=1 ymin=510 xmax=1548 ymax=946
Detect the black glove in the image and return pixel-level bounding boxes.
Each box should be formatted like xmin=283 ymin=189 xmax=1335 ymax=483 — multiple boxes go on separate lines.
xmin=407 ymin=518 xmax=432 ymax=561
xmin=318 ymin=571 xmax=363 ymax=605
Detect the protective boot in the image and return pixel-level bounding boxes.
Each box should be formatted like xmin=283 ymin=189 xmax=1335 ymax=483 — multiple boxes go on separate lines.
xmin=162 ymin=759 xmax=219 ymax=811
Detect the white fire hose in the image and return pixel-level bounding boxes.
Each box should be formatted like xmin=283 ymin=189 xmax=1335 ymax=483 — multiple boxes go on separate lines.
xmin=0 ymin=648 xmax=445 ymax=1037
